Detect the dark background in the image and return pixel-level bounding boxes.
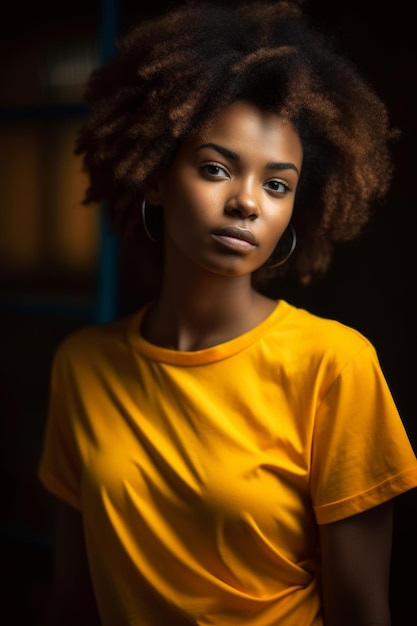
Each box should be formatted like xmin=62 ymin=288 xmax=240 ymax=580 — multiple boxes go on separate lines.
xmin=0 ymin=1 xmax=416 ymax=624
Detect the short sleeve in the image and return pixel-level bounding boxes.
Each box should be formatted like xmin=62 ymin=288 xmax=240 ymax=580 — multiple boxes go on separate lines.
xmin=38 ymin=342 xmax=83 ymax=510
xmin=310 ymin=344 xmax=417 ymax=524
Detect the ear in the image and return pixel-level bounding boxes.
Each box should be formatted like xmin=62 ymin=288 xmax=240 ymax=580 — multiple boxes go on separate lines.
xmin=146 ymin=170 xmax=167 ymax=205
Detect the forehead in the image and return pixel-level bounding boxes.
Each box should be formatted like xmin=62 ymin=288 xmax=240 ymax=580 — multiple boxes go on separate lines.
xmin=186 ymin=100 xmax=303 ymax=166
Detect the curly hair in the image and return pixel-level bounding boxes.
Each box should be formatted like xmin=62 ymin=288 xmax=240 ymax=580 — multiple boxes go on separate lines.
xmin=76 ymin=0 xmax=396 ymax=286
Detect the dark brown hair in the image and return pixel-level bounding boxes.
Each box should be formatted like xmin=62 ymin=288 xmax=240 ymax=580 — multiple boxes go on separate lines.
xmin=76 ymin=0 xmax=396 ymax=286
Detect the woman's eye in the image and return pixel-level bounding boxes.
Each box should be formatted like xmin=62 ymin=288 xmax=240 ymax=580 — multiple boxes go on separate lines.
xmin=266 ymin=179 xmax=290 ymax=194
xmin=201 ymin=163 xmax=228 ymax=178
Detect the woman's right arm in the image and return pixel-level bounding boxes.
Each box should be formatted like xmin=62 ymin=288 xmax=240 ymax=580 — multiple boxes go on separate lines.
xmin=41 ymin=500 xmax=102 ymax=626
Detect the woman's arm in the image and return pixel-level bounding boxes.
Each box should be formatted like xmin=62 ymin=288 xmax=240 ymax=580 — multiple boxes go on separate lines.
xmin=41 ymin=500 xmax=101 ymax=626
xmin=319 ymin=501 xmax=393 ymax=626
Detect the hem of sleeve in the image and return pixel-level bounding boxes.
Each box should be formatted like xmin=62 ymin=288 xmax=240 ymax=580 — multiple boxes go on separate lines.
xmin=38 ymin=466 xmax=82 ymax=512
xmin=314 ymin=464 xmax=417 ymax=525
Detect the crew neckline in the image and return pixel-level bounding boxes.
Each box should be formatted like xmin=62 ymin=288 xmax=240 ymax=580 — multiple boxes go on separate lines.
xmin=127 ymin=299 xmax=293 ymax=366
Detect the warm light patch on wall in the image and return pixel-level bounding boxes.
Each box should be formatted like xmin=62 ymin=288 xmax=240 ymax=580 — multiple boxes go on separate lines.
xmin=0 ymin=123 xmax=42 ymax=270
xmin=45 ymin=119 xmax=100 ymax=272
xmin=0 ymin=118 xmax=99 ymax=283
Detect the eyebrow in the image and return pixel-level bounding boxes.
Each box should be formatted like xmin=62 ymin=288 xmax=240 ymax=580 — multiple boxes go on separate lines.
xmin=196 ymin=142 xmax=300 ymax=176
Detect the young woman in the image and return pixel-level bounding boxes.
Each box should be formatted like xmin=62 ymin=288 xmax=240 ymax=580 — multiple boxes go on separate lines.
xmin=39 ymin=1 xmax=417 ymax=625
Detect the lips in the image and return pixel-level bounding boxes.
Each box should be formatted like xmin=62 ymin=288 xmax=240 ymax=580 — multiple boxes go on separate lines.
xmin=211 ymin=226 xmax=258 ymax=245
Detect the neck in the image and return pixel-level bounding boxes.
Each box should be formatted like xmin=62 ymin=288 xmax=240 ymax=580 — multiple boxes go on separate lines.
xmin=141 ymin=258 xmax=275 ymax=351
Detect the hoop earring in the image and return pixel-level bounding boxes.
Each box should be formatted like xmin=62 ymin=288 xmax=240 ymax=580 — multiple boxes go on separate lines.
xmin=266 ymin=225 xmax=296 ymax=270
xmin=141 ymin=197 xmax=157 ymax=243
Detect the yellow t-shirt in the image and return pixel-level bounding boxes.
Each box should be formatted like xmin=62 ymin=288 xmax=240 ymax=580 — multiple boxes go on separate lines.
xmin=39 ymin=300 xmax=417 ymax=626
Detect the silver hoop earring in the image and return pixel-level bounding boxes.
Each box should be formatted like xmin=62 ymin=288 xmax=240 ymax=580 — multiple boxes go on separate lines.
xmin=266 ymin=225 xmax=296 ymax=270
xmin=141 ymin=198 xmax=157 ymax=243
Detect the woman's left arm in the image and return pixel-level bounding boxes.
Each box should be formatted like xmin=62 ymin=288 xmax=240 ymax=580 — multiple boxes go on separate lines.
xmin=319 ymin=501 xmax=393 ymax=626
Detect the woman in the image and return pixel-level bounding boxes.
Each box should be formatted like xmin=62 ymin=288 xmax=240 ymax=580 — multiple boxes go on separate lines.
xmin=39 ymin=1 xmax=417 ymax=624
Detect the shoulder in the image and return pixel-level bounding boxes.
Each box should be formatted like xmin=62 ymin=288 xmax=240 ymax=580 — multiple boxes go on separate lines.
xmin=281 ymin=299 xmax=373 ymax=345
xmin=52 ymin=310 xmax=141 ymax=374
xmin=278 ymin=300 xmax=378 ymax=370
xmin=57 ymin=316 xmax=128 ymax=354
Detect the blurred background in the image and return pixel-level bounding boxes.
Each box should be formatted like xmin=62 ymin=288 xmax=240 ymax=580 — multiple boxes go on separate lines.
xmin=0 ymin=0 xmax=415 ymax=623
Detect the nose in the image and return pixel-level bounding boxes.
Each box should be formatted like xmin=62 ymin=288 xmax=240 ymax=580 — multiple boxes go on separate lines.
xmin=225 ymin=178 xmax=260 ymax=220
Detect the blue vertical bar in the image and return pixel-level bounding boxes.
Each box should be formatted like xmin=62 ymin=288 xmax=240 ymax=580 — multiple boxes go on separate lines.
xmin=95 ymin=0 xmax=119 ymax=324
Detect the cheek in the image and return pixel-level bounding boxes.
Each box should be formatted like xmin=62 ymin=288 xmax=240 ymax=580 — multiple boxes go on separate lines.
xmin=163 ymin=185 xmax=214 ymax=234
xmin=265 ymin=202 xmax=295 ymax=241
xmin=163 ymin=199 xmax=201 ymax=237
xmin=162 ymin=193 xmax=208 ymax=253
